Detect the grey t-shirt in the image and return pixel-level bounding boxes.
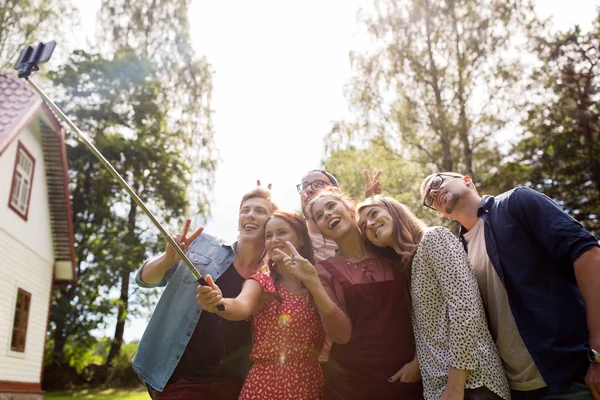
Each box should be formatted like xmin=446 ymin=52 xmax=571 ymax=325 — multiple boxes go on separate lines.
xmin=463 ymin=218 xmax=546 ymax=391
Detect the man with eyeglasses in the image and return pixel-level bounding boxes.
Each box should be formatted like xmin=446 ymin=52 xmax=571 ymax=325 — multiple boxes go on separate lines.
xmin=420 ymin=173 xmax=600 ymax=400
xmin=297 ymin=169 xmax=341 ymax=262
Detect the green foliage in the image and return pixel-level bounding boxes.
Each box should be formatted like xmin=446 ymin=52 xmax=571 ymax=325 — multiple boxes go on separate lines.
xmin=105 ymin=341 xmax=141 ymax=387
xmin=45 ymin=336 xmax=141 ymax=389
xmin=0 ymin=0 xmax=75 ymax=69
xmin=325 ymin=0 xmax=539 ymax=187
xmin=90 ymin=0 xmax=217 ymax=367
xmin=99 ymin=0 xmax=217 ymax=217
xmin=324 ymin=137 xmax=448 ymax=227
xmin=43 ymin=0 xmax=217 ymax=377
xmin=493 ymin=15 xmax=600 ymax=236
xmin=46 ymin=48 xmax=193 ymax=373
xmin=46 ymin=388 xmax=148 ymax=400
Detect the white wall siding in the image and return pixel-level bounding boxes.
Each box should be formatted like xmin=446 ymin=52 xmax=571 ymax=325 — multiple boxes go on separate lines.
xmin=0 ymin=121 xmax=54 ymax=263
xmin=0 ymin=212 xmax=53 ymax=383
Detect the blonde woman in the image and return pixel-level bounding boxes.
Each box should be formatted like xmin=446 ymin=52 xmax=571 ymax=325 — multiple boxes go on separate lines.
xmin=357 ymin=196 xmax=510 ymax=400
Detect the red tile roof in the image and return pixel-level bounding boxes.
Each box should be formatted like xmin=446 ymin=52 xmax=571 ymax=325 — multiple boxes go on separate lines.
xmin=0 ymin=75 xmax=43 ymax=155
xmin=0 ymin=74 xmax=77 ymax=284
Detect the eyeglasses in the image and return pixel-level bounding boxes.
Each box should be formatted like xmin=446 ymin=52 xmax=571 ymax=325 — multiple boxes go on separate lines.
xmin=296 ymin=180 xmax=330 ymax=194
xmin=422 ymin=174 xmax=461 ymax=209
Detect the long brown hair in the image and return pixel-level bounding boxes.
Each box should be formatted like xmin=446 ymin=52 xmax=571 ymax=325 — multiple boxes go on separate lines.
xmin=266 ymin=211 xmax=314 ymax=287
xmin=356 ymin=196 xmax=427 ymax=277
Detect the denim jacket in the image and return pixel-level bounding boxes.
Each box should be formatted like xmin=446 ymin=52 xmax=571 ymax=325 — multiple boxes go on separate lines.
xmin=132 ymin=233 xmax=235 ymax=392
xmin=459 ymin=187 xmax=598 ymax=391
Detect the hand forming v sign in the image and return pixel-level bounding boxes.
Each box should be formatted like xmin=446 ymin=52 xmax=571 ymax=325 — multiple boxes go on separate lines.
xmin=273 ymin=241 xmax=320 ymax=289
xmin=256 ymin=179 xmax=272 ymax=190
xmin=165 ymin=218 xmax=204 ymax=262
xmin=364 ymin=169 xmax=383 ymax=198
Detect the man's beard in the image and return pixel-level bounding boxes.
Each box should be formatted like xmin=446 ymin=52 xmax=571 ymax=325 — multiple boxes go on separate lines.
xmin=444 ymin=192 xmax=459 ymax=214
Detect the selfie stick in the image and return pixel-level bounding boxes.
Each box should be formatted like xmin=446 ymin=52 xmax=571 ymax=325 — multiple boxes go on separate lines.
xmin=15 ymin=41 xmax=224 ymax=311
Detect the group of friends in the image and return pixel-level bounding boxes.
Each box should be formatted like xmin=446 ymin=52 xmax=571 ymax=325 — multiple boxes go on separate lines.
xmin=131 ymin=169 xmax=600 ymax=400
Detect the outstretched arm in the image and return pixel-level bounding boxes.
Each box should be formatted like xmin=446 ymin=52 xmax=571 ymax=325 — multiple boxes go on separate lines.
xmin=197 ymin=274 xmax=263 ymax=321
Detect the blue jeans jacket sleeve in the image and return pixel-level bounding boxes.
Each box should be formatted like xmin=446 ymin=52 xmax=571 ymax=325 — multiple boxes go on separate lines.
xmin=135 ymin=260 xmax=178 ymax=288
xmin=131 ymin=233 xmax=235 ymax=392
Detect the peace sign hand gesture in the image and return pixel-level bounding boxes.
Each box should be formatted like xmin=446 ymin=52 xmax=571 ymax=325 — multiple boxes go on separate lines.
xmin=165 ymin=218 xmax=204 ymax=264
xmin=273 ymin=241 xmax=321 ymax=290
xmin=364 ymin=169 xmax=383 ymax=198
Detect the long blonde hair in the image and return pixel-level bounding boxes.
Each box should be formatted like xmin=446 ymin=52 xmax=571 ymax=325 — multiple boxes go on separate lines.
xmin=357 ymin=196 xmax=427 ymax=276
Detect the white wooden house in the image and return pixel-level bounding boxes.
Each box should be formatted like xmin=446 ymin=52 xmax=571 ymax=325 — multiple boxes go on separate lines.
xmin=0 ymin=74 xmax=76 ymax=399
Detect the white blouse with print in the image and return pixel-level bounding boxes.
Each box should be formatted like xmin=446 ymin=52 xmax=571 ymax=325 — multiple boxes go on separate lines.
xmin=411 ymin=227 xmax=510 ymax=400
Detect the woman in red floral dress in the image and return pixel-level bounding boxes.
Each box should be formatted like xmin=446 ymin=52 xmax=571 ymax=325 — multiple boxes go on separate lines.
xmin=197 ymin=211 xmax=325 ymax=399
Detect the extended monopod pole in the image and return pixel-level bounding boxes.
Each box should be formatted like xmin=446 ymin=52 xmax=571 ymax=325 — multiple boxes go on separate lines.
xmin=14 ymin=41 xmax=224 ymax=311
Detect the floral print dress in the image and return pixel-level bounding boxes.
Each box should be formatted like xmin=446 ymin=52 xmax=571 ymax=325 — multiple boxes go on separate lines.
xmin=239 ymin=273 xmax=325 ymax=400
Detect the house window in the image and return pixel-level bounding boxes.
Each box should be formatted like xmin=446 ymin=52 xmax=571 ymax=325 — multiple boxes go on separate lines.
xmin=8 ymin=142 xmax=35 ymax=220
xmin=11 ymin=289 xmax=31 ymax=352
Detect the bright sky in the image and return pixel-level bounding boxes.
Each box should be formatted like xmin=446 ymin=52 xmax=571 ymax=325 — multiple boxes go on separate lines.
xmin=67 ymin=0 xmax=598 ymax=342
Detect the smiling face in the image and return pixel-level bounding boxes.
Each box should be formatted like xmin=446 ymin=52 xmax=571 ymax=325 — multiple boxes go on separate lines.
xmin=264 ymin=217 xmax=302 ymax=264
xmin=238 ymin=197 xmax=273 ymax=242
xmin=310 ymin=195 xmax=355 ymax=241
xmin=421 ymin=174 xmax=471 ymax=217
xmin=299 ymin=171 xmax=334 ymax=218
xmin=357 ymin=205 xmax=394 ymax=248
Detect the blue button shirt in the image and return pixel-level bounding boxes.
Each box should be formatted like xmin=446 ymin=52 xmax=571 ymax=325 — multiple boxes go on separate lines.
xmin=132 ymin=233 xmax=236 ymax=392
xmin=459 ymin=187 xmax=598 ymax=391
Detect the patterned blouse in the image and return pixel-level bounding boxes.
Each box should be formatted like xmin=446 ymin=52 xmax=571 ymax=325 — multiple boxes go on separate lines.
xmin=411 ymin=227 xmax=510 ymax=400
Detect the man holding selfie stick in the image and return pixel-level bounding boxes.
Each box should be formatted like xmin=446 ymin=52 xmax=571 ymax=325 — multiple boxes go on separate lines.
xmin=132 ymin=187 xmax=276 ymax=399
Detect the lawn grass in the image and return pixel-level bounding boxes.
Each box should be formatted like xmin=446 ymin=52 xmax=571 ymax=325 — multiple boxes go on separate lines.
xmin=45 ymin=387 xmax=149 ymax=400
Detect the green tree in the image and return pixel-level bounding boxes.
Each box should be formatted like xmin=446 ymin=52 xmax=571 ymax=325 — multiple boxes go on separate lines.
xmin=494 ymin=16 xmax=600 ymax=236
xmin=99 ymin=0 xmax=217 ymax=217
xmin=95 ymin=0 xmax=217 ymax=366
xmin=46 ymin=49 xmax=190 ymax=376
xmin=324 ymin=137 xmax=449 ymax=226
xmin=0 ymin=0 xmax=74 ymax=69
xmin=325 ymin=0 xmax=539 ymax=192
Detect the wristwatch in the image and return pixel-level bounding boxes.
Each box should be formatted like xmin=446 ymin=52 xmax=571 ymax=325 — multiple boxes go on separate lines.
xmin=589 ymin=348 xmax=600 ymax=364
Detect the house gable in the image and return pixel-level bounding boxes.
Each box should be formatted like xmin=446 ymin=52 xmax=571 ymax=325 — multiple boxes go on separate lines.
xmin=0 ymin=74 xmax=76 ymax=283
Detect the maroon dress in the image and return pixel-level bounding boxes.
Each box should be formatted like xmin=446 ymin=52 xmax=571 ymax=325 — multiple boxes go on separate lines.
xmin=320 ymin=257 xmax=424 ymax=400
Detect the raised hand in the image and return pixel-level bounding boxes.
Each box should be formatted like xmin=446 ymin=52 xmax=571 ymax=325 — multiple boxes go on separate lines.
xmin=364 ymin=169 xmax=383 ymax=198
xmin=256 ymin=179 xmax=272 ymax=190
xmin=196 ymin=274 xmax=223 ymax=314
xmin=165 ymin=218 xmax=204 ymax=263
xmin=274 ymin=241 xmax=321 ymax=289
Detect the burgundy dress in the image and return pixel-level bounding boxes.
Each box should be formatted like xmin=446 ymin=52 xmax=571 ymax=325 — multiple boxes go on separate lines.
xmin=319 ymin=257 xmax=424 ymax=400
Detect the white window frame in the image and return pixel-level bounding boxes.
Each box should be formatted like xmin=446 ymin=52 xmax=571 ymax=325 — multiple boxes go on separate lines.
xmin=8 ymin=141 xmax=35 ymax=220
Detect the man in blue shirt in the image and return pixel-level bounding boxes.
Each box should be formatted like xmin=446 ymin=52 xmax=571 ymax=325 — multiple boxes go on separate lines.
xmin=420 ymin=173 xmax=600 ymax=400
xmin=132 ymin=186 xmax=277 ymax=399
